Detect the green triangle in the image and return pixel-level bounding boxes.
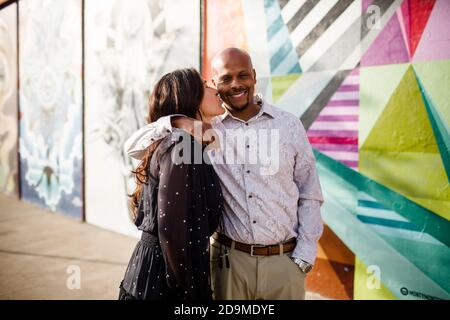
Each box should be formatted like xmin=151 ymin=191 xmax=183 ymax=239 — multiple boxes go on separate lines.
xmin=359 ymin=64 xmax=410 ymax=146
xmin=360 ymin=66 xmax=450 ymax=220
xmin=412 ymin=61 xmax=450 ymax=125
xmin=416 ymin=74 xmax=450 ymax=182
xmin=361 ymin=66 xmax=438 ymax=153
xmin=271 ymin=73 xmax=301 ymax=103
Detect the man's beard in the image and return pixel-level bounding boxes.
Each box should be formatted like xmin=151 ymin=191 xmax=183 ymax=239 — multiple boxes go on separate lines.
xmin=222 ymin=95 xmax=252 ymax=112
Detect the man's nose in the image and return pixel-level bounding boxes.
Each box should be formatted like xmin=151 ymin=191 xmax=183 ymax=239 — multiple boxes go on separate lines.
xmin=230 ymin=78 xmax=242 ymax=89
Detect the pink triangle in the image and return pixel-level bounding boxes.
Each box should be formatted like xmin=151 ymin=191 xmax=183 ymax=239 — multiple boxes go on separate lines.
xmin=361 ymin=14 xmax=410 ymax=66
xmin=398 ymin=1 xmax=411 ymax=57
xmin=400 ymin=0 xmax=411 ymax=43
xmin=413 ymin=0 xmax=450 ymax=62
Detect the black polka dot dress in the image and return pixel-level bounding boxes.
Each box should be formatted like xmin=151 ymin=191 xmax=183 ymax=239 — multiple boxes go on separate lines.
xmin=119 ymin=131 xmax=223 ymax=300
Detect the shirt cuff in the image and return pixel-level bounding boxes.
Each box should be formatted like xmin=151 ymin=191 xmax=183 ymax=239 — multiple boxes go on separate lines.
xmin=291 ymin=239 xmax=318 ymax=265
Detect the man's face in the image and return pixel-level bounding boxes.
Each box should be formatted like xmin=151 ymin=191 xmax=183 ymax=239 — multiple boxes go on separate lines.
xmin=212 ymin=54 xmax=257 ymax=112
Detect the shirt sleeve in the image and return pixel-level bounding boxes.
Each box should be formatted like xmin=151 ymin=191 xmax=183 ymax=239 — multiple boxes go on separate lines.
xmin=291 ymin=120 xmax=324 ymax=265
xmin=124 ymin=115 xmax=177 ymax=160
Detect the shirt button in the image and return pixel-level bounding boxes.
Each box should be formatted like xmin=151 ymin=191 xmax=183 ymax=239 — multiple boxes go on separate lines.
xmin=246 ymin=170 xmax=250 ymax=174
xmin=245 ymin=123 xmax=249 ymax=126
xmin=246 ymin=145 xmax=250 ymax=148
xmin=253 ymin=220 xmax=256 ymax=224
xmin=248 ymin=195 xmax=253 ymax=198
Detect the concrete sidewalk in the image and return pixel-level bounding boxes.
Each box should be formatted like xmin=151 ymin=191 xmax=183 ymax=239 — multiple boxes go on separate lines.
xmin=0 ymin=194 xmax=327 ymax=300
xmin=0 ymin=194 xmax=136 ymax=299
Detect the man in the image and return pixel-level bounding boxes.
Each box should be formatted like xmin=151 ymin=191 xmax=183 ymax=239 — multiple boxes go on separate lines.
xmin=125 ymin=48 xmax=324 ymax=300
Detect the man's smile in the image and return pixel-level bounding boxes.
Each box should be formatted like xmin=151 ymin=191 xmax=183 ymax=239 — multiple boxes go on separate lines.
xmin=228 ymin=89 xmax=248 ymax=100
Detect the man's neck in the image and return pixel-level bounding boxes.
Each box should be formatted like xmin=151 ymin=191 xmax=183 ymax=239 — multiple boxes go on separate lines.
xmin=227 ymin=102 xmax=261 ymax=122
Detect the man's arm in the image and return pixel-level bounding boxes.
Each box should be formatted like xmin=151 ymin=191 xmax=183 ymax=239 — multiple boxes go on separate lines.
xmin=291 ymin=120 xmax=324 ymax=266
xmin=124 ymin=116 xmax=174 ymax=160
xmin=124 ymin=115 xmax=198 ymax=160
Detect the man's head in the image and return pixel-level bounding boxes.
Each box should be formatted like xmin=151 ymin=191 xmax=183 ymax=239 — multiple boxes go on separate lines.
xmin=211 ymin=48 xmax=257 ymax=113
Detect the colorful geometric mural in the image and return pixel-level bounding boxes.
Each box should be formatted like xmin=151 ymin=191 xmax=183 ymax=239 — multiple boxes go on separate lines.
xmin=1 ymin=0 xmax=449 ymax=300
xmin=0 ymin=2 xmax=18 ymax=197
xmin=204 ymin=0 xmax=450 ymax=300
xmin=18 ymin=0 xmax=83 ymax=218
xmin=84 ymin=0 xmax=201 ymax=236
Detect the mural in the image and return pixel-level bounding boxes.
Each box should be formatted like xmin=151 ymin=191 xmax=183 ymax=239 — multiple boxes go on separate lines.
xmin=84 ymin=0 xmax=200 ymax=236
xmin=0 ymin=0 xmax=448 ymax=300
xmin=203 ymin=0 xmax=450 ymax=300
xmin=0 ymin=2 xmax=18 ymax=196
xmin=274 ymin=0 xmax=449 ymax=300
xmin=18 ymin=0 xmax=83 ymax=218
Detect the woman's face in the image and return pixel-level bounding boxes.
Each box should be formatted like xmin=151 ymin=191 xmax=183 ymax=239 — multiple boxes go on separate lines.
xmin=198 ymin=81 xmax=225 ymax=123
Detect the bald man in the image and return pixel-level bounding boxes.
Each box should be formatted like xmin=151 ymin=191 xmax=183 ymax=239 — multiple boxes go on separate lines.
xmin=125 ymin=48 xmax=324 ymax=300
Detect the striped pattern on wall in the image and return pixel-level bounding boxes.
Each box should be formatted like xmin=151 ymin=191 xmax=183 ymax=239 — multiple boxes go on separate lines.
xmin=307 ymin=68 xmax=359 ymax=170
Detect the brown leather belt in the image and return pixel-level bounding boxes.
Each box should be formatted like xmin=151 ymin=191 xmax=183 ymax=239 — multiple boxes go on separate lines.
xmin=212 ymin=232 xmax=296 ymax=256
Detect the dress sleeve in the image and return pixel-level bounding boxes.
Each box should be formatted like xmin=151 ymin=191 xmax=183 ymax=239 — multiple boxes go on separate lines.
xmin=156 ymin=145 xmax=197 ymax=299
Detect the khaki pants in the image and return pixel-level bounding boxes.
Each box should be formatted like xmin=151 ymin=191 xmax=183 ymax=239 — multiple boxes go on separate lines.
xmin=210 ymin=238 xmax=306 ymax=300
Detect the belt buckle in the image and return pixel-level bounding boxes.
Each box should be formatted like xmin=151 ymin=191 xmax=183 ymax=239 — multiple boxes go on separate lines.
xmin=250 ymin=244 xmax=266 ymax=257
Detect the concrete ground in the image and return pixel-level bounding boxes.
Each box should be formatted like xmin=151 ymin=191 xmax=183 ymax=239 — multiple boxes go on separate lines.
xmin=0 ymin=194 xmax=327 ymax=300
xmin=0 ymin=194 xmax=136 ymax=299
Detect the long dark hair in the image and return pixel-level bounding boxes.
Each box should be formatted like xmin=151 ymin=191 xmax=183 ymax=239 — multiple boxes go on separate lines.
xmin=129 ymin=68 xmax=204 ymax=220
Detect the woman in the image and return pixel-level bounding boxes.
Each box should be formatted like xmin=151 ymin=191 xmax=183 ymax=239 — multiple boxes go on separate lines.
xmin=119 ymin=68 xmax=225 ymax=300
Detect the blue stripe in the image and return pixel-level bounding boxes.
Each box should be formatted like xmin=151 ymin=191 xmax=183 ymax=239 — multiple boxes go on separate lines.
xmin=269 ymin=22 xmax=289 ymax=56
xmin=288 ymin=62 xmax=302 ymax=74
xmin=357 ymin=199 xmax=391 ymax=210
xmin=265 ymin=0 xmax=280 ymax=26
xmin=273 ymin=50 xmax=301 ymax=75
xmin=264 ymin=0 xmax=275 ymax=9
xmin=357 ymin=215 xmax=422 ymax=232
xmin=270 ymin=38 xmax=293 ymax=72
xmin=267 ymin=14 xmax=284 ymax=40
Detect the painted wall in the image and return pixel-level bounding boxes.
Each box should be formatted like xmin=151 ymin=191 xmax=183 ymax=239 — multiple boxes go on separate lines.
xmin=203 ymin=0 xmax=449 ymax=300
xmin=84 ymin=0 xmax=200 ymax=237
xmin=0 ymin=2 xmax=18 ymax=197
xmin=0 ymin=0 xmax=449 ymax=300
xmin=19 ymin=0 xmax=83 ymax=218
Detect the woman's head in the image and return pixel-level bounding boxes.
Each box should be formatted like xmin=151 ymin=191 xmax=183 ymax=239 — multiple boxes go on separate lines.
xmin=147 ymin=68 xmax=223 ymax=124
xmin=130 ymin=68 xmax=223 ymax=221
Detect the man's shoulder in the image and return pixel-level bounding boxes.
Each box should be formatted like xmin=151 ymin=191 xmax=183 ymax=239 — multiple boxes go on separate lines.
xmin=266 ymin=102 xmax=306 ymax=132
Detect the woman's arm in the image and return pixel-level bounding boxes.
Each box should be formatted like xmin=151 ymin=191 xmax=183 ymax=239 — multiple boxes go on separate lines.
xmin=156 ymin=145 xmax=196 ymax=299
